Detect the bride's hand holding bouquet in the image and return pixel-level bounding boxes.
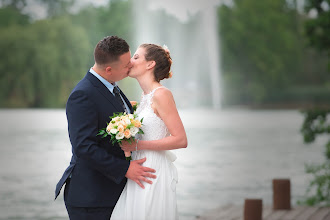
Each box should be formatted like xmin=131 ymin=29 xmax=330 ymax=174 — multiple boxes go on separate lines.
xmin=97 ymin=112 xmax=143 ymax=160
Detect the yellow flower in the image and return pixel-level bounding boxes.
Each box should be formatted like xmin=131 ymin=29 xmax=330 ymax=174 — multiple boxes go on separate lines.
xmin=124 ymin=129 xmax=131 ymax=139
xmin=118 ymin=120 xmax=127 ymax=129
xmin=132 ymin=120 xmax=141 ymax=128
xmin=130 ymin=101 xmax=137 ymax=106
xmin=118 ymin=124 xmax=125 ymax=133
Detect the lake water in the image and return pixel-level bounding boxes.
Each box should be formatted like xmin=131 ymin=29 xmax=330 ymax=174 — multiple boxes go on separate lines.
xmin=0 ymin=108 xmax=326 ymax=220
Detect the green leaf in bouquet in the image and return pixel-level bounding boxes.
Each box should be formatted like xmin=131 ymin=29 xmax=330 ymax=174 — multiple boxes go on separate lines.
xmin=132 ymin=104 xmax=137 ymax=112
xmin=110 ymin=135 xmax=117 ymax=145
xmin=97 ymin=129 xmax=106 ymax=136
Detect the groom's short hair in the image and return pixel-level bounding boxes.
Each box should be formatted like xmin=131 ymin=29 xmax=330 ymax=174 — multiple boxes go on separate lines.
xmin=94 ymin=36 xmax=130 ymax=65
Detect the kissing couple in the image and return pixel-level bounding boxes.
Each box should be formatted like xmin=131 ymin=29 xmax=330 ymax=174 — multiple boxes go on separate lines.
xmin=55 ymin=35 xmax=187 ymax=220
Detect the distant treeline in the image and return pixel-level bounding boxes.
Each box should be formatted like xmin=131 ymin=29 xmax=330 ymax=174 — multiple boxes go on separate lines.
xmin=0 ymin=0 xmax=133 ymax=107
xmin=219 ymin=0 xmax=330 ymax=106
xmin=0 ymin=0 xmax=328 ymax=108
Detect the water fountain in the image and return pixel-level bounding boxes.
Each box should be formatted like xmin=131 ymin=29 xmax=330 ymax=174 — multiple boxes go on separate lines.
xmin=131 ymin=0 xmax=222 ymax=109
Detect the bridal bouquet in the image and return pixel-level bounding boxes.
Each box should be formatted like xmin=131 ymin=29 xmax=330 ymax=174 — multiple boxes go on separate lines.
xmin=98 ymin=112 xmax=143 ymax=160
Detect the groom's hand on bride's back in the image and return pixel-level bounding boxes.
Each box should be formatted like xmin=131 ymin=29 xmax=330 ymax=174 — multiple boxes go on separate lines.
xmin=125 ymin=157 xmax=156 ymax=189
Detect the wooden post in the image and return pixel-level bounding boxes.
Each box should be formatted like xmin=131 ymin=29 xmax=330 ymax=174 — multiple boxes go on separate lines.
xmin=273 ymin=178 xmax=291 ymax=210
xmin=244 ymin=199 xmax=262 ymax=220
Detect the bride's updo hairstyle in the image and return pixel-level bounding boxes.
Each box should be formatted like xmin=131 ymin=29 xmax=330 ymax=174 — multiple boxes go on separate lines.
xmin=140 ymin=44 xmax=172 ymax=82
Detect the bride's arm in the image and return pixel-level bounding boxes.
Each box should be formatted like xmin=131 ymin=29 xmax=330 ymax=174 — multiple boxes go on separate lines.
xmin=121 ymin=88 xmax=187 ymax=151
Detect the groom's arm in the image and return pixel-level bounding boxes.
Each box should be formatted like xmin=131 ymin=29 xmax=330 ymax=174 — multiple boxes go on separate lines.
xmin=66 ymin=90 xmax=130 ymax=184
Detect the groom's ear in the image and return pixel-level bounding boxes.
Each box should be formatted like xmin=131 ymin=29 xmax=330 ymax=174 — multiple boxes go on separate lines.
xmin=105 ymin=66 xmax=112 ymax=74
xmin=146 ymin=61 xmax=156 ymax=70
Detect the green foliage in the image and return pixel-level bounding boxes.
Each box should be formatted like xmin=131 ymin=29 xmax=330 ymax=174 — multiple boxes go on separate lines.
xmin=0 ymin=0 xmax=133 ymax=108
xmin=0 ymin=0 xmax=329 ymax=108
xmin=132 ymin=102 xmax=138 ymax=112
xmin=219 ymin=0 xmax=302 ymax=104
xmin=298 ymin=0 xmax=330 ymax=206
xmin=0 ymin=17 xmax=90 ymax=107
xmin=218 ymin=0 xmax=330 ymax=106
xmin=304 ymin=0 xmax=330 ymax=56
xmin=69 ymin=0 xmax=134 ymax=67
xmin=301 ymin=109 xmax=330 ymax=145
xmin=0 ymin=6 xmax=30 ymax=27
xmin=299 ymin=109 xmax=330 ymax=205
xmin=0 ymin=0 xmax=27 ymax=10
xmin=0 ymin=0 xmax=75 ymax=17
xmin=37 ymin=0 xmax=76 ymax=18
xmin=300 ymin=162 xmax=330 ymax=206
xmin=97 ymin=112 xmax=144 ymax=146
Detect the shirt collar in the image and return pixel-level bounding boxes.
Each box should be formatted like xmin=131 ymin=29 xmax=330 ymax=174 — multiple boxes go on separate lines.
xmin=89 ymin=67 xmax=116 ymax=94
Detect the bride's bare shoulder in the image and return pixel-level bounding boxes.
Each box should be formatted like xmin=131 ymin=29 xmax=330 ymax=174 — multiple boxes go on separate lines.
xmin=153 ymin=87 xmax=174 ymax=102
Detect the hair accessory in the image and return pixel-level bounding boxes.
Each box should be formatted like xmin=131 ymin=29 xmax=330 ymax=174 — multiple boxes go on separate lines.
xmin=162 ymin=44 xmax=170 ymax=53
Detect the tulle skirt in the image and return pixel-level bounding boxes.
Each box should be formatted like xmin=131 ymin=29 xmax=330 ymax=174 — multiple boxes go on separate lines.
xmin=110 ymin=150 xmax=178 ymax=220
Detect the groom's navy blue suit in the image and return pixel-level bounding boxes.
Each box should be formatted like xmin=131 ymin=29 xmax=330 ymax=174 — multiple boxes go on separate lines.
xmin=55 ymin=71 xmax=132 ymax=218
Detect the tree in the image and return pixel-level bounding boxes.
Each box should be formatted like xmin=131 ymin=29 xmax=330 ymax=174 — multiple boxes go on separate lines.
xmin=0 ymin=0 xmax=136 ymax=108
xmin=70 ymin=0 xmax=133 ymax=67
xmin=304 ymin=0 xmax=330 ymax=60
xmin=300 ymin=109 xmax=330 ymax=205
xmin=0 ymin=6 xmax=30 ymax=27
xmin=0 ymin=17 xmax=90 ymax=107
xmin=218 ymin=0 xmax=302 ymax=105
xmin=1 ymin=0 xmax=76 ymax=17
xmin=299 ymin=0 xmax=330 ymax=206
xmin=37 ymin=0 xmax=76 ymax=18
xmin=0 ymin=0 xmax=26 ymax=10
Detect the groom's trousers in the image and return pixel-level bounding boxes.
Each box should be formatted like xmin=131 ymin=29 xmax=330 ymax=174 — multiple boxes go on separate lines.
xmin=64 ymin=178 xmax=114 ymax=220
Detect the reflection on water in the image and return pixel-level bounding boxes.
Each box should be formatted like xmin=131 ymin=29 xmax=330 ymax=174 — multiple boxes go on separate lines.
xmin=0 ymin=109 xmax=325 ymax=220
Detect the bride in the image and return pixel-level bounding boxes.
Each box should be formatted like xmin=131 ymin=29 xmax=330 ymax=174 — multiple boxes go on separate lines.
xmin=110 ymin=44 xmax=188 ymax=220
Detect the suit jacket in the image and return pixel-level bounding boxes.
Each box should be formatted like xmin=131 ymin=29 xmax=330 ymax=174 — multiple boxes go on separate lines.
xmin=55 ymin=71 xmax=133 ymax=207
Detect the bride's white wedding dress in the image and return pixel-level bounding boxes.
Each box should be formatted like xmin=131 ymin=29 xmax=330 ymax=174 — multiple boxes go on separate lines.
xmin=111 ymin=86 xmax=179 ymax=220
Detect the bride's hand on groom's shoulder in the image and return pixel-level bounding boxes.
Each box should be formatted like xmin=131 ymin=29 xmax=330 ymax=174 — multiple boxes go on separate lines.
xmin=125 ymin=157 xmax=157 ymax=189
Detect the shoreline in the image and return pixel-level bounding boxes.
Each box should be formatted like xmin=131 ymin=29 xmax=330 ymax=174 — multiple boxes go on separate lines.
xmin=195 ymin=204 xmax=330 ymax=220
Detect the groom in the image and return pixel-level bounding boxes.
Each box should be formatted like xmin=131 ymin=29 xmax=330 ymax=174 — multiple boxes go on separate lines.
xmin=55 ymin=36 xmax=156 ymax=219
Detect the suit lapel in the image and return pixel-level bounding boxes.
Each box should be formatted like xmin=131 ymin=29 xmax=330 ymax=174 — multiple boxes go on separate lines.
xmin=85 ymin=72 xmax=124 ymax=113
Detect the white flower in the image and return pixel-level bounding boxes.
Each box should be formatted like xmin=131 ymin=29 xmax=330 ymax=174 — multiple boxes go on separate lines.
xmin=112 ymin=116 xmax=120 ymax=122
xmin=110 ymin=129 xmax=118 ymax=134
xmin=128 ymin=114 xmax=134 ymax=120
xmin=130 ymin=127 xmax=139 ymax=137
xmin=116 ymin=132 xmax=124 ymax=140
xmin=163 ymin=44 xmax=170 ymax=53
xmin=118 ymin=124 xmax=125 ymax=133
xmin=106 ymin=124 xmax=113 ymax=134
xmin=124 ymin=118 xmax=131 ymax=125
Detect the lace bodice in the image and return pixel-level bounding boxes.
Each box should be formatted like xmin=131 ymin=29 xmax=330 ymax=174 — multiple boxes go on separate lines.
xmin=135 ymin=86 xmax=170 ymax=141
